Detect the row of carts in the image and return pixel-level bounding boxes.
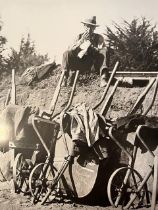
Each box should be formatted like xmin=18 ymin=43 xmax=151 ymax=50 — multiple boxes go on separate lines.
xmin=8 ymin=62 xmax=158 ymax=209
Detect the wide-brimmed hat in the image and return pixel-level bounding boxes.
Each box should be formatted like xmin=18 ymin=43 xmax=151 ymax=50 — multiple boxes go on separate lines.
xmin=81 ymin=16 xmax=99 ymax=27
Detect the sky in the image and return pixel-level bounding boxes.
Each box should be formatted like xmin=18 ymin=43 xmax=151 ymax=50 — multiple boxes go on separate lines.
xmin=0 ymin=0 xmax=158 ymax=63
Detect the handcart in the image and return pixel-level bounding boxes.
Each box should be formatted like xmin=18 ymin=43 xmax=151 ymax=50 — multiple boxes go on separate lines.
xmin=106 ymin=76 xmax=158 ymax=209
xmin=9 ymin=108 xmax=61 ymax=194
xmin=107 ymin=124 xmax=158 ymax=210
xmin=28 ymin=70 xmax=80 ymax=204
xmin=28 ymin=62 xmax=121 ymax=205
xmin=10 ymin=69 xmax=75 ymax=194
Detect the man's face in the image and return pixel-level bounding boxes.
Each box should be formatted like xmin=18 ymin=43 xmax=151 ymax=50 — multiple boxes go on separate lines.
xmin=83 ymin=24 xmax=96 ymax=35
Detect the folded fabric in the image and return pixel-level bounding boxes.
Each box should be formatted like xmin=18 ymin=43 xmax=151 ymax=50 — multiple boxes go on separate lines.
xmin=66 ymin=103 xmax=106 ymax=147
xmin=78 ymin=40 xmax=91 ymax=58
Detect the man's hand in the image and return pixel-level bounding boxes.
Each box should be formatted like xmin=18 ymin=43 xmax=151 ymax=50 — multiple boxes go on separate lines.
xmin=80 ymin=32 xmax=90 ymax=42
xmin=70 ymin=32 xmax=91 ymax=51
xmin=78 ymin=32 xmax=90 ymax=46
xmin=93 ymin=46 xmax=99 ymax=52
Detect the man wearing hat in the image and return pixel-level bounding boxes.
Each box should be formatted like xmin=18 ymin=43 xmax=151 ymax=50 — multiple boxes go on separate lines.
xmin=62 ymin=16 xmax=109 ymax=87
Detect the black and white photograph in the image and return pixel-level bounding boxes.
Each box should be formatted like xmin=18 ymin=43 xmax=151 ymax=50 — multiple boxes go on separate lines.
xmin=0 ymin=0 xmax=158 ymax=209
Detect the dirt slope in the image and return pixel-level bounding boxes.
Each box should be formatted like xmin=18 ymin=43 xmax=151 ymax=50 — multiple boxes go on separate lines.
xmin=0 ymin=70 xmax=152 ymax=118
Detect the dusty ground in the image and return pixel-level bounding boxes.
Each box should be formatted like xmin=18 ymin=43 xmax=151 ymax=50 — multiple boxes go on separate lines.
xmin=0 ymin=70 xmax=158 ymax=210
xmin=0 ymin=181 xmax=157 ymax=210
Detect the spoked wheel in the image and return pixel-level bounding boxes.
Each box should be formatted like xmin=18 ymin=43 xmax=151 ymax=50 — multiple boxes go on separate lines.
xmin=107 ymin=167 xmax=146 ymax=209
xmin=13 ymin=153 xmax=29 ymax=193
xmin=29 ymin=163 xmax=60 ymax=204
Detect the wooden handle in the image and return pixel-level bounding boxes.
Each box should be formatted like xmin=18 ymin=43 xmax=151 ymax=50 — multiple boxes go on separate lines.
xmin=93 ymin=61 xmax=119 ymax=110
xmin=128 ymin=78 xmax=156 ymax=115
xmin=49 ymin=70 xmax=65 ymax=113
xmin=11 ymin=69 xmax=16 ymax=105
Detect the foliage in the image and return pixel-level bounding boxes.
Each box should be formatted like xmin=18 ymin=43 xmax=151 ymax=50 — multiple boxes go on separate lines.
xmin=106 ymin=17 xmax=158 ymax=71
xmin=5 ymin=34 xmax=49 ymax=74
xmin=0 ymin=19 xmax=7 ymax=74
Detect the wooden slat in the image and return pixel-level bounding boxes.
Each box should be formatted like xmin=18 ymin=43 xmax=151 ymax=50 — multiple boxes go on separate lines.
xmin=110 ymin=71 xmax=158 ymax=78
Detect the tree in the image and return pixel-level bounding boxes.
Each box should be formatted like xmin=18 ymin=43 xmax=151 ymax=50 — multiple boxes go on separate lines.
xmin=106 ymin=17 xmax=158 ymax=71
xmin=0 ymin=19 xmax=7 ymax=74
xmin=5 ymin=34 xmax=49 ymax=74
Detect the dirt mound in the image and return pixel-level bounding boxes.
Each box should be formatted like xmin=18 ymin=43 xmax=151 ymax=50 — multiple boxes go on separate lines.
xmin=0 ymin=64 xmax=157 ymax=117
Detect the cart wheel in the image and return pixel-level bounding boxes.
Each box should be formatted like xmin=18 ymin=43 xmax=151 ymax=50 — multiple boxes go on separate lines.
xmin=13 ymin=153 xmax=29 ymax=193
xmin=107 ymin=167 xmax=146 ymax=209
xmin=29 ymin=163 xmax=60 ymax=204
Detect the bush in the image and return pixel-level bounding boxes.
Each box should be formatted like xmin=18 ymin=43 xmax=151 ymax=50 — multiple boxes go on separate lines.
xmin=106 ymin=17 xmax=158 ymax=71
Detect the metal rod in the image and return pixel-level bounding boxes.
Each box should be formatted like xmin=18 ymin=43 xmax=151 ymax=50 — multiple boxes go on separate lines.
xmin=108 ymin=127 xmax=132 ymax=162
xmin=59 ymin=114 xmax=70 ymax=155
xmin=136 ymin=125 xmax=155 ymax=157
xmin=41 ymin=154 xmax=73 ymax=205
xmin=32 ymin=116 xmax=50 ymax=156
xmin=124 ymin=167 xmax=153 ymax=209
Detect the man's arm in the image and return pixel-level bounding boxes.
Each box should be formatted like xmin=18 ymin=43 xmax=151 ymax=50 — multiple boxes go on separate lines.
xmin=92 ymin=33 xmax=106 ymax=52
xmin=68 ymin=35 xmax=82 ymax=51
xmin=68 ymin=32 xmax=90 ymax=51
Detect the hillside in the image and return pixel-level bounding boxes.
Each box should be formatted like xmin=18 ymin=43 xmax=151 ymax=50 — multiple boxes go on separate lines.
xmin=0 ymin=68 xmax=157 ymax=119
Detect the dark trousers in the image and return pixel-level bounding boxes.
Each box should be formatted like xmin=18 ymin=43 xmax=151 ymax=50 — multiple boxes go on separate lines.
xmin=62 ymin=47 xmax=109 ymax=80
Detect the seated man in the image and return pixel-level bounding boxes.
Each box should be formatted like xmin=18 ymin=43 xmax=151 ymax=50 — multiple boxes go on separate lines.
xmin=62 ymin=16 xmax=109 ymax=87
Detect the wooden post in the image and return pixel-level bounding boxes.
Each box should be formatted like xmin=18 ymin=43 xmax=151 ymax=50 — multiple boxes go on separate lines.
xmin=11 ymin=69 xmax=16 ymax=105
